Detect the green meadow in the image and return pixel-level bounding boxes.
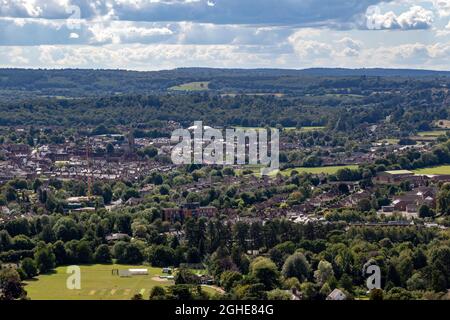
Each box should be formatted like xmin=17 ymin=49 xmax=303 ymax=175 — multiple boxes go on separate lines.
xmin=169 ymin=81 xmax=210 ymax=91
xmin=232 ymin=126 xmax=325 ymax=132
xmin=239 ymin=165 xmax=358 ymax=177
xmin=278 ymin=165 xmax=358 ymax=176
xmin=413 ymin=165 xmax=450 ymax=175
xmin=24 ymin=264 xmax=220 ymax=300
xmin=417 ymin=130 xmax=447 ymax=137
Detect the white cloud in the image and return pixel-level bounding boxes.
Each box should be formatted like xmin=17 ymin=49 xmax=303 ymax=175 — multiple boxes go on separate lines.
xmin=335 ymin=37 xmax=363 ymax=57
xmin=365 ymin=5 xmax=434 ymax=29
xmin=88 ymin=21 xmax=173 ymax=44
xmin=0 ymin=0 xmax=448 ymax=70
xmin=397 ymin=5 xmax=435 ymax=29
xmin=431 ymin=0 xmax=450 ymax=17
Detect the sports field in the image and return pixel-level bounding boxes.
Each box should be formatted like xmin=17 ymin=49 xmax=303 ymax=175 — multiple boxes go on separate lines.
xmin=24 ymin=264 xmax=220 ymax=300
xmin=278 ymin=165 xmax=358 ymax=176
xmin=284 ymin=126 xmax=326 ymax=132
xmin=413 ymin=165 xmax=450 ymax=175
xmin=417 ymin=130 xmax=447 ymax=137
xmin=169 ymin=81 xmax=210 ymax=91
xmin=239 ymin=165 xmax=358 ymax=177
xmin=232 ymin=126 xmax=325 ymax=132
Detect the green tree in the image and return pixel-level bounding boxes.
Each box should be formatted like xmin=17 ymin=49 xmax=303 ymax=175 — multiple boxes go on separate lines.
xmin=94 ymin=244 xmax=112 ymax=263
xmin=21 ymin=258 xmax=38 ymax=279
xmin=149 ymin=286 xmax=166 ymax=300
xmin=76 ymin=241 xmax=93 ymax=264
xmin=175 ymin=268 xmax=198 ymax=285
xmin=369 ymin=289 xmax=384 ymax=301
xmin=34 ymin=245 xmax=56 ymax=274
xmin=314 ymin=260 xmax=334 ymax=286
xmin=418 ymin=204 xmax=434 ymax=218
xmin=220 ymin=270 xmax=242 ymax=292
xmin=0 ymin=269 xmax=26 ymax=300
xmin=267 ymin=289 xmax=291 ymax=300
xmin=282 ymin=252 xmax=311 ymax=282
xmin=250 ymin=257 xmax=280 ymax=290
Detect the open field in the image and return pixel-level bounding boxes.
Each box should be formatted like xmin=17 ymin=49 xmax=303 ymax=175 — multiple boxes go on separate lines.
xmin=285 ymin=126 xmax=326 ymax=132
xmin=169 ymin=81 xmax=210 ymax=91
xmin=434 ymin=120 xmax=450 ymax=129
xmin=377 ymin=138 xmax=400 ymax=145
xmin=232 ymin=126 xmax=325 ymax=132
xmin=278 ymin=165 xmax=358 ymax=176
xmin=413 ymin=165 xmax=450 ymax=175
xmin=239 ymin=165 xmax=358 ymax=177
xmin=24 ymin=264 xmax=220 ymax=300
xmin=220 ymin=93 xmax=285 ymax=98
xmin=417 ymin=130 xmax=447 ymax=137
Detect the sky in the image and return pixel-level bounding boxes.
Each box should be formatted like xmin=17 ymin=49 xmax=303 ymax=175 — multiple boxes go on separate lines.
xmin=0 ymin=0 xmax=449 ymax=70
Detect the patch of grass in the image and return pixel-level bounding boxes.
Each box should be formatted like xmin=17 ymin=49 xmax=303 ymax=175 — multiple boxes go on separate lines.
xmin=285 ymin=126 xmax=326 ymax=132
xmin=377 ymin=138 xmax=399 ymax=145
xmin=221 ymin=93 xmax=284 ymax=97
xmin=169 ymin=81 xmax=210 ymax=91
xmin=238 ymin=165 xmax=359 ymax=177
xmin=278 ymin=165 xmax=359 ymax=176
xmin=434 ymin=120 xmax=450 ymax=129
xmin=417 ymin=130 xmax=447 ymax=137
xmin=232 ymin=126 xmax=325 ymax=132
xmin=413 ymin=165 xmax=450 ymax=175
xmin=24 ymin=264 xmax=173 ymax=300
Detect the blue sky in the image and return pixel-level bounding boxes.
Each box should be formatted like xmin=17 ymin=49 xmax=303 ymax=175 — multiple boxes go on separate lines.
xmin=0 ymin=0 xmax=449 ymax=70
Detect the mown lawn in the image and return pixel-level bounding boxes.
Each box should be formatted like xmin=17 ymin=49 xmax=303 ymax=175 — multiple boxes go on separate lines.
xmin=278 ymin=165 xmax=359 ymax=176
xmin=239 ymin=165 xmax=358 ymax=177
xmin=24 ymin=264 xmax=221 ymax=300
xmin=413 ymin=165 xmax=450 ymax=175
xmin=169 ymin=81 xmax=210 ymax=91
xmin=417 ymin=130 xmax=447 ymax=137
xmin=232 ymin=126 xmax=325 ymax=132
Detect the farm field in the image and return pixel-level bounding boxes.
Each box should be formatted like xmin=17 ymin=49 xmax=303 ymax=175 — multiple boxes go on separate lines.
xmin=169 ymin=81 xmax=210 ymax=91
xmin=24 ymin=264 xmax=220 ymax=300
xmin=221 ymin=93 xmax=285 ymax=97
xmin=417 ymin=130 xmax=447 ymax=137
xmin=434 ymin=120 xmax=450 ymax=129
xmin=232 ymin=126 xmax=325 ymax=132
xmin=413 ymin=165 xmax=450 ymax=175
xmin=285 ymin=126 xmax=326 ymax=132
xmin=239 ymin=165 xmax=359 ymax=177
xmin=377 ymin=138 xmax=400 ymax=145
xmin=278 ymin=165 xmax=359 ymax=176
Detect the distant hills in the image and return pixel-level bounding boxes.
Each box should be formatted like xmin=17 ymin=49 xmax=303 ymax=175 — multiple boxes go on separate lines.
xmin=0 ymin=67 xmax=448 ymax=98
xmin=172 ymin=67 xmax=450 ymax=77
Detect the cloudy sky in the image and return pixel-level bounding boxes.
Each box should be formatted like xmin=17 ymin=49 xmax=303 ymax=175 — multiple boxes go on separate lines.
xmin=0 ymin=0 xmax=449 ymax=70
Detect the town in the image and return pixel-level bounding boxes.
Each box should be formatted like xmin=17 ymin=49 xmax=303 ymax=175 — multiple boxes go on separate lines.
xmin=0 ymin=68 xmax=450 ymax=302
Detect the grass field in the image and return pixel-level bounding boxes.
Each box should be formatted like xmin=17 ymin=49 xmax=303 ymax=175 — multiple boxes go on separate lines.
xmin=413 ymin=165 xmax=450 ymax=175
xmin=221 ymin=93 xmax=285 ymax=98
xmin=169 ymin=81 xmax=210 ymax=91
xmin=24 ymin=264 xmax=220 ymax=300
xmin=278 ymin=165 xmax=358 ymax=176
xmin=239 ymin=165 xmax=358 ymax=177
xmin=377 ymin=138 xmax=400 ymax=145
xmin=417 ymin=130 xmax=447 ymax=137
xmin=285 ymin=126 xmax=326 ymax=132
xmin=434 ymin=120 xmax=450 ymax=129
xmin=232 ymin=126 xmax=325 ymax=132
